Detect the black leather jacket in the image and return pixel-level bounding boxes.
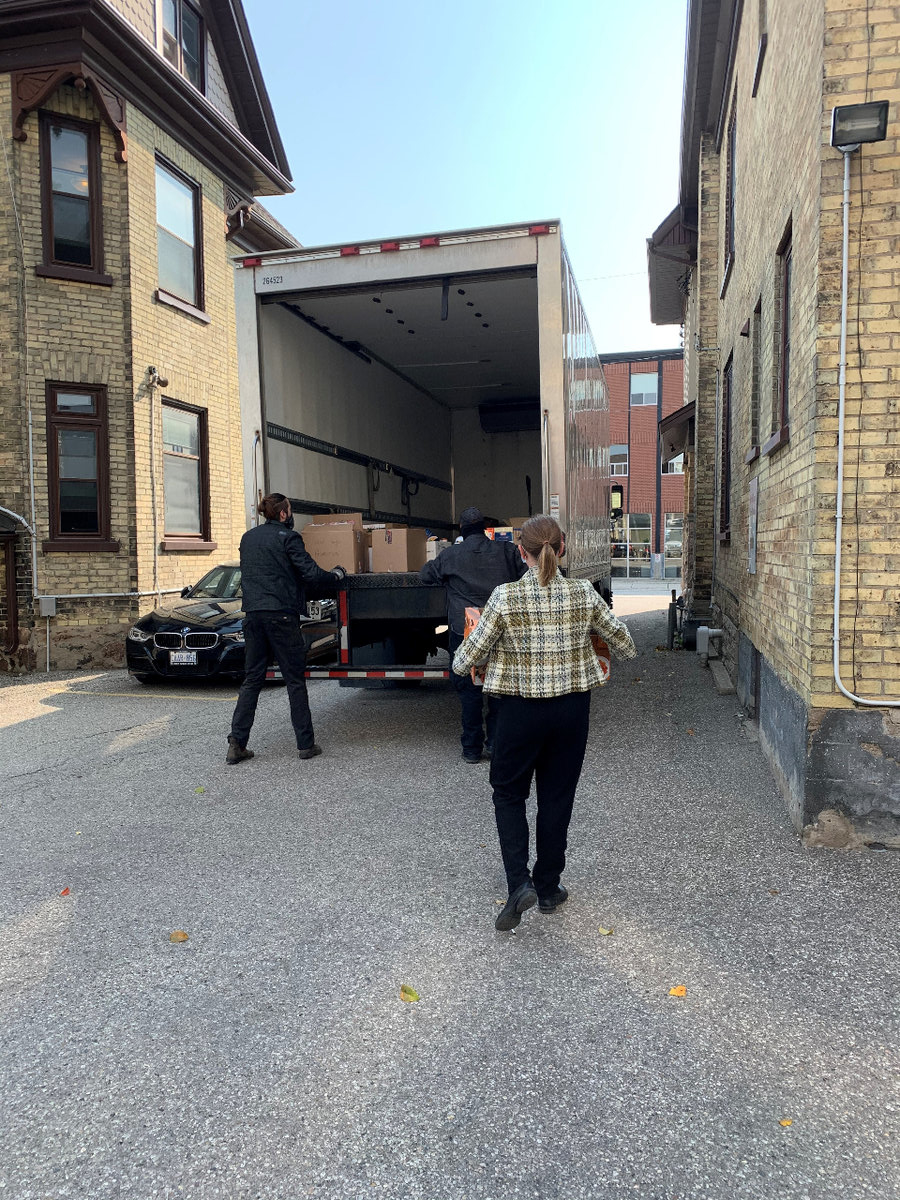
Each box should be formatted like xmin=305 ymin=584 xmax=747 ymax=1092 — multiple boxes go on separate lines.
xmin=239 ymin=520 xmax=338 ymax=615
xmin=419 ymin=533 xmax=527 ymax=635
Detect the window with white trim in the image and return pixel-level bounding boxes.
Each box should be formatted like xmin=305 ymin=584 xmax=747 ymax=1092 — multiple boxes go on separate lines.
xmin=610 ymin=444 xmax=628 ymax=475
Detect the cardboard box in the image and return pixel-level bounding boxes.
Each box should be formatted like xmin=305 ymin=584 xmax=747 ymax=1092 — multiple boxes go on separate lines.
xmin=314 ymin=512 xmax=365 ymax=531
xmin=370 ymin=527 xmax=428 ymax=572
xmin=506 ymin=517 xmax=531 ymax=544
xmin=302 ymin=521 xmax=366 ymax=574
xmin=425 ymin=538 xmax=451 ymax=561
xmin=485 ymin=527 xmax=515 ymax=542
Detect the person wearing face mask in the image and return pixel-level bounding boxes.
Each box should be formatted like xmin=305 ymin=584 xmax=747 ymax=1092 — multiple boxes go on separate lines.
xmin=227 ymin=493 xmax=346 ymax=765
xmin=452 ymin=515 xmax=637 ymax=931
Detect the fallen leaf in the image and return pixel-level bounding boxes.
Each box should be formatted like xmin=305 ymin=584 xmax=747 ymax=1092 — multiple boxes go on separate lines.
xmin=598 ymin=926 xmax=614 ymax=936
xmin=495 ymin=899 xmax=504 ymax=905
xmin=687 ymin=728 xmax=696 ymax=736
xmin=779 ymin=1118 xmax=793 ymax=1127
xmin=399 ymin=984 xmax=420 ymax=1003
xmin=169 ymin=930 xmax=189 ymax=943
xmin=668 ymin=985 xmax=687 ymax=997
xmin=194 ymin=786 xmax=205 ymax=794
xmin=631 ymin=677 xmax=642 ymax=684
xmin=75 ymin=831 xmax=82 ymax=836
xmin=655 ymin=645 xmax=667 ymax=652
xmin=769 ymin=889 xmax=780 ymax=896
xmin=59 ymin=887 xmax=70 ymax=897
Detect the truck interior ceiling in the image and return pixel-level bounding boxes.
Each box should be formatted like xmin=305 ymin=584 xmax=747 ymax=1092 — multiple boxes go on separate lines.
xmin=259 ymin=267 xmax=543 ymax=527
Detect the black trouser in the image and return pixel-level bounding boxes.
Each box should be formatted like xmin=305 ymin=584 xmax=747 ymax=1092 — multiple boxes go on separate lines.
xmin=230 ymin=612 xmax=313 ymax=751
xmin=449 ymin=630 xmax=500 ymax=757
xmin=488 ymin=690 xmax=591 ymax=898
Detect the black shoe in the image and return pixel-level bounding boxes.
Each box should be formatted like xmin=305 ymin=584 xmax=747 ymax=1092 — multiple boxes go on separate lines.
xmin=495 ymin=880 xmax=538 ymax=931
xmin=484 ymin=742 xmax=493 ymax=758
xmin=298 ymin=744 xmax=323 ymax=760
xmin=462 ymin=751 xmax=485 ymax=764
xmin=538 ymin=885 xmax=568 ymax=913
xmin=226 ymin=736 xmax=254 ymax=765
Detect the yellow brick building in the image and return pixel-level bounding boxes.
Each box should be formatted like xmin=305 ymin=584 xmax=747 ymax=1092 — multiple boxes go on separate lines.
xmin=649 ymin=0 xmax=900 ymax=844
xmin=0 ymin=0 xmax=295 ymax=671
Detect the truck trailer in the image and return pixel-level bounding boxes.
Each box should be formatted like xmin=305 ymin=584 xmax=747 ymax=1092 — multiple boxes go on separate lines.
xmin=234 ymin=220 xmax=611 ymax=680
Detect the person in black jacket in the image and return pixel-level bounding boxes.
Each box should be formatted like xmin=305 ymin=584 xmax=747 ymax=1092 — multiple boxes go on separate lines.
xmin=227 ymin=493 xmax=346 ymax=765
xmin=420 ymin=505 xmax=527 ymax=763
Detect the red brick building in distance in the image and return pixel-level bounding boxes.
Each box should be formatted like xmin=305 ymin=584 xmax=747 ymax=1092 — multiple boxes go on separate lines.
xmin=599 ymin=349 xmax=685 ymax=579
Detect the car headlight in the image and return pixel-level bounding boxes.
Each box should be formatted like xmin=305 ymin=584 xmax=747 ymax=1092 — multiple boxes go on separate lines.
xmin=127 ymin=626 xmax=152 ymax=643
xmin=221 ymin=631 xmax=245 ymax=644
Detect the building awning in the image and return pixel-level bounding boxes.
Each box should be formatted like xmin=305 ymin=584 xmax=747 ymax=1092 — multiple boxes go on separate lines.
xmin=647 ymin=206 xmax=696 ymax=326
xmin=659 ymin=401 xmax=695 ymax=464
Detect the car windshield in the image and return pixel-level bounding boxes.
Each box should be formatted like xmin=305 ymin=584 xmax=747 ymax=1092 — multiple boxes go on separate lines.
xmin=189 ymin=566 xmax=242 ymax=599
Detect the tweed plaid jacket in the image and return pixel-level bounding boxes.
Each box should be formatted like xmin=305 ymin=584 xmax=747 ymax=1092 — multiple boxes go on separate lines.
xmin=451 ymin=568 xmax=637 ymax=698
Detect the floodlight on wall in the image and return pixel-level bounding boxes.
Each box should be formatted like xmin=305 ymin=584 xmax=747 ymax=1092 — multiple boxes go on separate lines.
xmin=830 ymin=100 xmax=889 ymax=151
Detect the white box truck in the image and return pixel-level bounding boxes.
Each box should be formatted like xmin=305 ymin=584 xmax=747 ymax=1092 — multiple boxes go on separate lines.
xmin=234 ymin=220 xmax=611 ymax=680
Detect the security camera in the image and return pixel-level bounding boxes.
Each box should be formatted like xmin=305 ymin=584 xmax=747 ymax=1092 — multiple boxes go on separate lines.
xmin=147 ymin=367 xmax=169 ymax=388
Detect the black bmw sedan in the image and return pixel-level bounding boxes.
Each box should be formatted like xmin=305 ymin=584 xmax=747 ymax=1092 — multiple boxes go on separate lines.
xmin=125 ymin=563 xmax=337 ymax=683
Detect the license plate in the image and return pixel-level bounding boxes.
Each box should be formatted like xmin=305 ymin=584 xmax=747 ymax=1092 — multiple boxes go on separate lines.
xmin=170 ymin=650 xmax=197 ymax=665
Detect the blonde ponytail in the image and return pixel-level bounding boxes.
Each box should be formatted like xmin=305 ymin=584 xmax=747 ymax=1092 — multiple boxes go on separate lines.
xmin=520 ymin=515 xmax=562 ymax=586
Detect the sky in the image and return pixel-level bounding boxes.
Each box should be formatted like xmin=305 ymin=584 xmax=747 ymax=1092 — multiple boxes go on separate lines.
xmin=243 ymin=0 xmax=687 ymax=355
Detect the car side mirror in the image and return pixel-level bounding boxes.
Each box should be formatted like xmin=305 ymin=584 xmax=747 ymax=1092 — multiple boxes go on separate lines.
xmin=180 ymin=586 xmax=191 ymax=597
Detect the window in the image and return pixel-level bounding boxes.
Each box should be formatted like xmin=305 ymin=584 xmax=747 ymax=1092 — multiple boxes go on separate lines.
xmin=611 ymin=513 xmax=651 ymax=579
xmin=162 ymin=401 xmax=214 ymax=548
xmin=664 ymin=513 xmax=683 ymax=578
xmin=610 ymin=444 xmax=628 ymax=475
xmin=777 ymin=233 xmax=792 ymax=429
xmin=753 ymin=0 xmax=768 ymax=96
xmin=724 ymin=104 xmax=737 ymax=276
xmin=719 ymin=357 xmax=733 ymax=538
xmin=748 ymin=297 xmax=762 ymax=457
xmin=38 ymin=114 xmax=111 ymax=285
xmin=662 ymin=453 xmax=684 ymax=474
xmin=764 ymin=224 xmax=792 ymax=455
xmin=629 ymin=373 xmax=658 ymax=406
xmin=45 ymin=384 xmax=118 ymax=552
xmin=162 ymin=0 xmax=205 ymax=91
xmin=156 ymin=159 xmax=204 ymax=314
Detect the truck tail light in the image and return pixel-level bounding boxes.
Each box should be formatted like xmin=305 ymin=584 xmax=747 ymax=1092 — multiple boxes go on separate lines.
xmin=529 ymin=224 xmax=551 ymax=236
xmin=419 ymin=236 xmax=440 ymax=248
xmin=340 ymin=246 xmax=360 ymax=256
xmin=380 ymin=241 xmax=400 ymax=251
xmin=241 ymin=256 xmax=262 ymax=267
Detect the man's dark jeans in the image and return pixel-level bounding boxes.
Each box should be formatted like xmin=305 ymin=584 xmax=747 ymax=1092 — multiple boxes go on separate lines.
xmin=489 ymin=690 xmax=591 ymax=897
xmin=449 ymin=630 xmax=499 ymax=757
xmin=230 ymin=612 xmax=314 ymax=751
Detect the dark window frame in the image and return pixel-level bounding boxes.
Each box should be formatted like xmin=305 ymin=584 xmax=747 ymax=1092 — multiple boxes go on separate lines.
xmin=161 ymin=0 xmax=206 ymax=93
xmin=764 ymin=223 xmax=792 ymax=456
xmin=746 ymin=296 xmax=763 ymax=463
xmin=37 ymin=112 xmax=113 ymax=287
xmin=719 ymin=356 xmax=733 ymax=542
xmin=44 ymin=382 xmax=119 ymax=552
xmin=722 ymin=102 xmax=737 ymax=295
xmin=160 ymin=398 xmax=216 ymax=551
xmin=155 ymin=155 xmax=205 ymax=316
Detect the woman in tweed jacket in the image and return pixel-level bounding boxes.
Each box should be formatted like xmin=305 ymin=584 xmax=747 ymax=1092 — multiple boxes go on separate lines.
xmin=452 ymin=515 xmax=637 ymax=931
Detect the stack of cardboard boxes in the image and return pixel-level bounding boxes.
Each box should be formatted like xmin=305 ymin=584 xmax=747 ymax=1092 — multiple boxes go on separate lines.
xmin=300 ymin=513 xmax=450 ymax=574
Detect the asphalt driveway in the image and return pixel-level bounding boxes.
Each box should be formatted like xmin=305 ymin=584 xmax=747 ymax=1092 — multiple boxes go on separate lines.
xmin=1 ymin=606 xmax=898 ymax=1200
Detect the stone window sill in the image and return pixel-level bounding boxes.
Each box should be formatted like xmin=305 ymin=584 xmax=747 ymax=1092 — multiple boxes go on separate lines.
xmin=762 ymin=424 xmax=790 ymax=456
xmin=36 ymin=264 xmax=114 ymax=287
xmin=718 ymin=532 xmax=731 ymax=545
xmin=155 ymin=289 xmax=211 ymax=324
xmin=161 ymin=538 xmax=218 ymax=551
xmin=745 ymin=445 xmax=760 ymax=465
xmin=43 ymin=538 xmax=120 ymax=553
xmin=719 ymin=256 xmax=734 ymax=300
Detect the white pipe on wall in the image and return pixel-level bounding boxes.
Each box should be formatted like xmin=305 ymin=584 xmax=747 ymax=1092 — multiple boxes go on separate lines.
xmin=833 ymin=148 xmax=899 ymax=708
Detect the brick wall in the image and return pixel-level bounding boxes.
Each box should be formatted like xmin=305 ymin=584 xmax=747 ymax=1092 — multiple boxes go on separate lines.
xmin=0 ymin=75 xmax=246 ymax=670
xmin=815 ymin=0 xmax=900 ymax=706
